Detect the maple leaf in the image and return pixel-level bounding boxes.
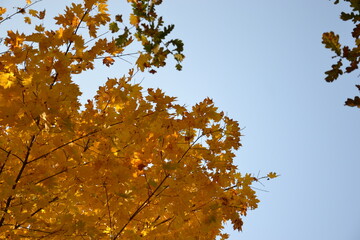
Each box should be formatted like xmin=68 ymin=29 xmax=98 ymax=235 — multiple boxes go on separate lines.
xmin=267 ymin=172 xmax=278 ymax=179
xmin=24 ymin=16 xmax=31 ymax=24
xmin=129 ymin=13 xmax=139 ymax=26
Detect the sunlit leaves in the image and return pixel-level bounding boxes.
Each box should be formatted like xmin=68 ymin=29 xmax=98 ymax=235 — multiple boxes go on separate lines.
xmin=121 ymin=0 xmax=185 ymax=72
xmin=129 ymin=13 xmax=139 ymax=26
xmin=0 ymin=0 xmax=271 ymax=239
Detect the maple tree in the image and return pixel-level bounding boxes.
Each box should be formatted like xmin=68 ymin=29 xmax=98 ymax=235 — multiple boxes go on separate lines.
xmin=323 ymin=0 xmax=360 ymax=108
xmin=0 ymin=0 xmax=276 ymax=239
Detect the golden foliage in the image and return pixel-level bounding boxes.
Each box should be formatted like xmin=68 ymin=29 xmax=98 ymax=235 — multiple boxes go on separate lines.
xmin=0 ymin=0 xmax=275 ymax=239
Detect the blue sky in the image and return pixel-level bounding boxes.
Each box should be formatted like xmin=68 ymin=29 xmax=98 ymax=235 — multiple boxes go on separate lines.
xmin=141 ymin=1 xmax=360 ymax=239
xmin=2 ymin=0 xmax=360 ymax=239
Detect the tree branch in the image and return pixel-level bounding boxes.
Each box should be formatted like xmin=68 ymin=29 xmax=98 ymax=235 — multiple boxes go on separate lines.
xmin=0 ymin=150 xmax=11 ymax=176
xmin=0 ymin=146 xmax=24 ymax=163
xmin=112 ymin=133 xmax=205 ymax=239
xmin=103 ymin=182 xmax=113 ymax=233
xmin=0 ymin=135 xmax=36 ymax=228
xmin=0 ymin=0 xmax=42 ymax=25
xmin=50 ymin=6 xmax=91 ymax=88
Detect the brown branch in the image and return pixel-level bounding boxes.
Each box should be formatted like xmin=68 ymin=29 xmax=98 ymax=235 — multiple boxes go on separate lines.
xmin=112 ymin=174 xmax=170 ymax=240
xmin=113 ymin=130 xmax=207 ymax=239
xmin=84 ymin=31 xmax=110 ymax=45
xmin=28 ymin=111 xmax=158 ymax=165
xmin=0 ymin=135 xmax=36 ymax=228
xmin=153 ymin=216 xmax=174 ymax=228
xmin=177 ymin=133 xmax=204 ymax=164
xmin=103 ymin=182 xmax=113 ymax=233
xmin=64 ymin=8 xmax=90 ymax=56
xmin=0 ymin=150 xmax=11 ymax=176
xmin=35 ymin=160 xmax=90 ymax=185
xmin=35 ymin=168 xmax=68 ymax=185
xmin=14 ymin=196 xmax=59 ymax=230
xmin=0 ymin=146 xmax=24 ymax=163
xmin=28 ymin=129 xmax=99 ymax=164
xmin=50 ymin=7 xmax=91 ymax=88
xmin=32 ymin=197 xmax=59 ymax=217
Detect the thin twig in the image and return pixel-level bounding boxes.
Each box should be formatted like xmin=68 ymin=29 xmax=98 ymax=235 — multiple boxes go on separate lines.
xmin=112 ymin=132 xmax=207 ymax=239
xmin=103 ymin=182 xmax=113 ymax=232
xmin=50 ymin=7 xmax=91 ymax=88
xmin=0 ymin=0 xmax=42 ymax=25
xmin=0 ymin=146 xmax=24 ymax=163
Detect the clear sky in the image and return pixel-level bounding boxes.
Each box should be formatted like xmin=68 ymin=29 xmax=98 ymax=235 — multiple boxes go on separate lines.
xmin=2 ymin=0 xmax=360 ymax=239
xmin=139 ymin=1 xmax=360 ymax=239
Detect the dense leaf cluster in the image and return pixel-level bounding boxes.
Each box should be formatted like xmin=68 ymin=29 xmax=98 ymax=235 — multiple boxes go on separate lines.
xmin=0 ymin=0 xmax=274 ymax=239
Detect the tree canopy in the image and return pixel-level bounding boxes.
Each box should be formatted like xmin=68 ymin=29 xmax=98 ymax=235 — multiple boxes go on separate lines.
xmin=0 ymin=0 xmax=276 ymax=239
xmin=322 ymin=0 xmax=360 ymax=107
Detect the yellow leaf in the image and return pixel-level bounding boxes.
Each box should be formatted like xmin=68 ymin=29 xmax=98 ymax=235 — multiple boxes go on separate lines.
xmin=24 ymin=16 xmax=31 ymax=24
xmin=35 ymin=24 xmax=44 ymax=32
xmin=28 ymin=9 xmax=38 ymax=17
xmin=0 ymin=7 xmax=7 ymax=15
xmin=174 ymin=53 xmax=185 ymax=62
xmin=136 ymin=53 xmax=151 ymax=71
xmin=267 ymin=172 xmax=278 ymax=179
xmin=0 ymin=72 xmax=15 ymax=88
xmin=129 ymin=14 xmax=139 ymax=26
xmin=22 ymin=76 xmax=32 ymax=86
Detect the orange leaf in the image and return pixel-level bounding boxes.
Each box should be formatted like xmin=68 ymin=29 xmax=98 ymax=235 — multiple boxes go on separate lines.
xmin=103 ymin=56 xmax=115 ymax=67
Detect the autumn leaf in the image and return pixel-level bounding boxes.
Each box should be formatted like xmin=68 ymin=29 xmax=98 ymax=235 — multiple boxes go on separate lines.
xmin=24 ymin=16 xmax=31 ymax=24
xmin=115 ymin=14 xmax=123 ymax=22
xmin=0 ymin=7 xmax=6 ymax=15
xmin=267 ymin=172 xmax=278 ymax=179
xmin=38 ymin=10 xmax=46 ymax=19
xmin=136 ymin=53 xmax=151 ymax=71
xmin=345 ymin=96 xmax=360 ymax=108
xmin=109 ymin=22 xmax=120 ymax=33
xmin=325 ymin=60 xmax=343 ymax=82
xmin=102 ymin=56 xmax=115 ymax=67
xmin=322 ymin=31 xmax=341 ymax=56
xmin=28 ymin=9 xmax=38 ymax=17
xmin=323 ymin=1 xmax=360 ymax=107
xmin=129 ymin=13 xmax=139 ymax=26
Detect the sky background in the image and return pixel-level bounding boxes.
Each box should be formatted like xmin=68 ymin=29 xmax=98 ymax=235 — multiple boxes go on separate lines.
xmin=136 ymin=1 xmax=360 ymax=239
xmin=138 ymin=1 xmax=360 ymax=239
xmin=2 ymin=0 xmax=360 ymax=239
